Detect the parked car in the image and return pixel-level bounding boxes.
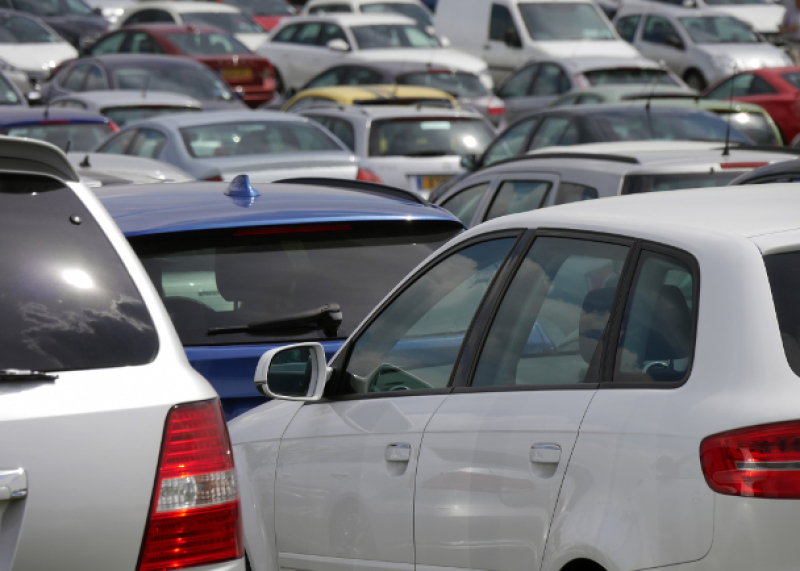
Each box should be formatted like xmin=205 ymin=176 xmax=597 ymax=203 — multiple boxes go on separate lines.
xmin=98 ymin=176 xmax=465 ymax=418
xmin=50 ymin=89 xmax=202 ymax=126
xmin=0 ymin=107 xmax=115 ymax=151
xmin=7 ymin=0 xmax=109 ymax=49
xmin=260 ymin=13 xmax=492 ymax=93
xmin=114 ymin=2 xmax=268 ymax=50
xmin=432 ymin=140 xmax=797 ymax=225
xmin=94 ymin=110 xmax=375 ymax=182
xmin=614 ymin=3 xmax=791 ymax=90
xmin=69 ymin=150 xmax=195 ymax=186
xmin=217 ymin=0 xmax=295 ymax=30
xmin=282 ymin=83 xmax=456 ymax=111
xmin=298 ymin=104 xmax=495 ymax=195
xmin=0 ymin=68 xmax=27 ymax=104
xmin=435 ymin=0 xmax=641 ymax=85
xmin=550 ymin=85 xmax=782 ymax=146
xmin=494 ymin=56 xmax=688 ymax=126
xmin=232 ymin=179 xmax=800 ymax=571
xmin=85 ymin=24 xmax=277 ymax=107
xmin=702 ymin=66 xmax=800 ymax=146
xmin=304 ymin=0 xmax=434 ymax=28
xmin=0 ymin=135 xmax=243 ymax=571
xmin=268 ymin=62 xmax=506 ymax=124
xmin=43 ymin=54 xmax=246 ymax=109
xmin=728 ymin=156 xmax=800 ymax=184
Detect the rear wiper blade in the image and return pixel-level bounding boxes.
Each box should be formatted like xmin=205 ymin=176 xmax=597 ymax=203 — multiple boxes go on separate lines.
xmin=0 ymin=369 xmax=58 ymax=381
xmin=208 ymin=304 xmax=343 ymax=336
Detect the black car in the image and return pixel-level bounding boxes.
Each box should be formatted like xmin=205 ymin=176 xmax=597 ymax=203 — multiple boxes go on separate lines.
xmin=42 ymin=54 xmax=247 ymax=109
xmin=1 ymin=0 xmax=108 ymax=49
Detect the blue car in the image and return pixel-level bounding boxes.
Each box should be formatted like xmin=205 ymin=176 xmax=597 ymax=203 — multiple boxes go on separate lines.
xmin=0 ymin=107 xmax=115 ymax=152
xmin=100 ymin=176 xmax=464 ymax=419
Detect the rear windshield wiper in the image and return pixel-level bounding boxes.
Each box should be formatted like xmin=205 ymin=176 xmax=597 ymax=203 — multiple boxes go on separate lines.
xmin=0 ymin=369 xmax=58 ymax=381
xmin=208 ymin=304 xmax=343 ymax=336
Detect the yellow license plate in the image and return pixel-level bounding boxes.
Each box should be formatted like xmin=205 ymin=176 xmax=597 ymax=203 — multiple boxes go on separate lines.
xmin=222 ymin=67 xmax=253 ymax=81
xmin=418 ymin=175 xmax=452 ymax=190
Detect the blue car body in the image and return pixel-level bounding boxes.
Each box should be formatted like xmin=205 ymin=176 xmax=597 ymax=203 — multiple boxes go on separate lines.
xmin=100 ymin=179 xmax=463 ymax=419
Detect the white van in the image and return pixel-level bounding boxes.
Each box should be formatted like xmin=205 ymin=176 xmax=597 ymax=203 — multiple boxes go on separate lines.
xmin=436 ymin=0 xmax=642 ymax=84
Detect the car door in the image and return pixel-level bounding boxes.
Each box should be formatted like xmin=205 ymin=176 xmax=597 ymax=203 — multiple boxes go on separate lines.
xmin=505 ymin=63 xmax=572 ymax=124
xmin=273 ymin=234 xmax=521 ymax=571
xmin=484 ymin=3 xmax=528 ymax=85
xmin=638 ymin=15 xmax=687 ymax=75
xmin=415 ymin=231 xmax=634 ymax=571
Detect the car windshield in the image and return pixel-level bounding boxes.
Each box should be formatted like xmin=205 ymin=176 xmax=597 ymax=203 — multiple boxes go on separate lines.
xmin=368 ymin=117 xmax=494 ymax=157
xmin=351 ymin=24 xmax=440 ymax=49
xmin=165 ymin=32 xmax=251 ymax=55
xmin=621 ymin=171 xmax=741 ymax=194
xmin=1 ymin=122 xmax=112 ymax=152
xmin=764 ymin=251 xmax=800 ymax=377
xmin=0 ymin=173 xmax=158 ymax=371
xmin=360 ymin=3 xmax=434 ymax=27
xmin=0 ymin=14 xmax=60 ymax=43
xmin=130 ymin=220 xmax=462 ymax=346
xmin=396 ymin=72 xmax=488 ymax=96
xmin=179 ymin=121 xmax=344 ymax=157
xmin=679 ymin=16 xmax=759 ymax=43
xmin=14 ymin=0 xmax=94 ymax=16
xmin=593 ymin=109 xmax=753 ymax=144
xmin=112 ymin=65 xmax=235 ymax=101
xmin=518 ymin=2 xmax=615 ymax=40
xmin=584 ymin=68 xmax=679 ymax=86
xmin=101 ymin=105 xmax=201 ymax=127
xmin=223 ymin=0 xmax=294 ymax=15
xmin=181 ymin=12 xmax=264 ymax=34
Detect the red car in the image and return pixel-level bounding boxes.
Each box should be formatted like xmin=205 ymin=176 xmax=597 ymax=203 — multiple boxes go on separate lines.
xmin=703 ymin=67 xmax=800 ymax=146
xmin=214 ymin=0 xmax=295 ymax=30
xmin=87 ymin=24 xmax=276 ymax=107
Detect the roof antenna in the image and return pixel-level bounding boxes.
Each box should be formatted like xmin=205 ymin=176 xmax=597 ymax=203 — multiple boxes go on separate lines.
xmin=79 ymin=154 xmax=90 ymax=168
xmin=141 ymin=75 xmax=150 ymax=99
xmin=722 ymin=62 xmax=737 ymax=157
xmin=645 ymin=61 xmax=664 ymax=112
xmin=64 ymin=139 xmax=71 ymax=153
xmin=43 ymin=90 xmax=51 ymax=119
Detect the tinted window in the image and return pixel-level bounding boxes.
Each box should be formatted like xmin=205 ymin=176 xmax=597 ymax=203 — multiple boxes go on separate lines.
xmin=621 ymin=171 xmax=740 ymax=193
xmin=127 ymin=128 xmax=167 ymax=158
xmin=482 ymin=117 xmax=540 ymax=166
xmin=347 ymin=67 xmax=383 ymax=84
xmin=0 ymin=14 xmax=60 ymax=42
xmin=489 ymin=3 xmax=515 ymax=41
xmin=84 ymin=65 xmax=107 ymax=90
xmin=614 ymin=251 xmax=695 ymax=383
xmin=397 ymin=72 xmax=487 ymax=97
xmin=440 ymin=182 xmax=489 ymax=225
xmin=706 ymin=73 xmax=755 ymax=98
xmin=318 ymin=23 xmax=348 ymax=46
xmin=643 ymin=15 xmax=680 ymax=45
xmin=125 ymin=9 xmax=174 ymax=24
xmin=132 ymin=221 xmax=463 ymax=346
xmin=764 ymin=251 xmax=800 ymax=377
xmin=527 ymin=117 xmax=573 ymax=150
xmin=306 ymin=68 xmax=346 ymax=88
xmin=498 ymin=64 xmax=538 ymax=98
xmin=90 ymin=32 xmax=126 ymax=55
xmin=615 ymin=14 xmax=640 ymax=42
xmin=485 ymin=180 xmax=551 ymax=221
xmin=112 ymin=64 xmax=234 ymax=101
xmin=584 ymin=68 xmax=678 ymax=86
xmin=62 ymin=64 xmax=90 ymax=90
xmin=0 ymin=174 xmax=157 ymax=371
xmin=342 ymin=238 xmax=515 ymax=393
xmin=2 ymin=123 xmax=112 ymax=152
xmin=0 ymin=75 xmax=20 ymax=104
xmin=294 ymin=22 xmax=322 ymax=44
xmin=273 ymin=23 xmax=299 ymax=42
xmin=128 ymin=32 xmax=161 ymax=53
xmin=519 ymin=3 xmax=614 ymax=40
xmin=307 ymin=115 xmax=355 ymax=150
xmin=718 ymin=110 xmax=779 ymax=146
xmin=352 ymin=24 xmax=440 ymax=48
xmin=592 ymin=110 xmax=751 ymax=144
xmin=555 ymin=182 xmax=598 ymax=204
xmin=531 ymin=63 xmax=571 ymax=96
xmin=781 ymin=73 xmax=800 ymax=90
xmin=678 ymin=16 xmax=759 ymax=43
xmin=360 ymin=3 xmax=434 ymax=27
xmin=368 ymin=118 xmax=494 ymax=157
xmin=224 ymin=0 xmax=293 ymax=15
xmin=102 ymin=106 xmax=200 ymax=127
xmin=309 ymin=3 xmax=351 ymax=12
xmin=472 ymin=237 xmax=629 ymax=387
xmin=98 ymin=129 xmax=136 ymax=154
xmin=181 ymin=12 xmax=263 ymax=33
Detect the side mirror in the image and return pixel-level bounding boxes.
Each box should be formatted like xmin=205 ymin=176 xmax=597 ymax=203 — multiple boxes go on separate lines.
xmin=503 ymin=28 xmax=522 ymax=48
xmin=460 ymin=153 xmax=478 ymax=171
xmin=664 ymin=34 xmax=684 ymax=50
xmin=93 ymin=6 xmax=102 ymax=15
xmin=327 ymin=38 xmax=350 ymax=51
xmin=254 ymin=342 xmax=330 ymax=402
xmin=439 ymin=35 xmax=451 ymax=47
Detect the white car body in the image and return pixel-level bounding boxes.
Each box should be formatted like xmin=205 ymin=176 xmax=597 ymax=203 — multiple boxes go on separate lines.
xmin=304 ymin=0 xmax=434 ymax=27
xmin=635 ymin=0 xmax=786 ymax=36
xmin=0 ymin=42 xmax=77 ymax=83
xmin=259 ymin=14 xmax=492 ymax=91
xmin=435 ymin=0 xmax=642 ymax=85
xmin=232 ymin=181 xmax=800 ymax=571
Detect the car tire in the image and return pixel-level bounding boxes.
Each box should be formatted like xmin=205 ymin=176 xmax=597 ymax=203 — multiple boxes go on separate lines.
xmin=684 ymin=70 xmax=707 ymax=91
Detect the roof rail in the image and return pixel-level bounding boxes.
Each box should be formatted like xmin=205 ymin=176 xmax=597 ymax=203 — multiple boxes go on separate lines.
xmin=275 ymin=177 xmax=428 ymax=205
xmin=0 ymin=136 xmax=78 ymax=181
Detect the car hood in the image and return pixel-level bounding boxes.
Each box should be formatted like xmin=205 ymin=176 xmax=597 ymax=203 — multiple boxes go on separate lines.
xmin=533 ymin=39 xmax=641 ymax=59
xmin=701 ymin=43 xmax=790 ymax=68
xmin=0 ymin=42 xmax=78 ymax=73
xmin=235 ymin=32 xmax=268 ymax=51
xmin=705 ymin=4 xmax=785 ymax=32
xmin=352 ymin=48 xmax=488 ymax=74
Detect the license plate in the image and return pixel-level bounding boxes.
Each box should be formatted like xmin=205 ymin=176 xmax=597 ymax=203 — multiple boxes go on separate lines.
xmin=417 ymin=175 xmax=452 ymax=191
xmin=222 ymin=67 xmax=253 ymax=81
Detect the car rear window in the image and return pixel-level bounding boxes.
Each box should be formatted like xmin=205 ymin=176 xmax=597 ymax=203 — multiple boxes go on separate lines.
xmin=782 ymin=73 xmax=800 ymax=90
xmin=181 ymin=12 xmax=264 ymax=34
xmin=130 ymin=220 xmax=462 ymax=346
xmin=165 ymin=32 xmax=251 ymax=55
xmin=719 ymin=110 xmax=779 ymax=146
xmin=1 ymin=123 xmax=112 ymax=152
xmin=0 ymin=174 xmax=158 ymax=372
xmin=765 ymin=252 xmax=800 ymax=376
xmin=584 ymin=68 xmax=678 ymax=86
xmin=368 ymin=118 xmax=494 ymax=157
xmin=396 ymin=72 xmax=487 ymax=97
xmin=621 ymin=171 xmax=741 ymax=194
xmin=101 ymin=105 xmax=201 ymax=127
xmin=594 ymin=110 xmax=752 ymax=144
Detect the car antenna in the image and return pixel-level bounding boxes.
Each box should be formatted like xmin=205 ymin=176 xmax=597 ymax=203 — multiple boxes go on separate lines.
xmin=64 ymin=139 xmax=71 ymax=153
xmin=645 ymin=62 xmax=663 ymax=112
xmin=80 ymin=154 xmax=90 ymax=167
xmin=43 ymin=91 xmax=51 ymax=119
xmin=722 ymin=62 xmax=737 ymax=157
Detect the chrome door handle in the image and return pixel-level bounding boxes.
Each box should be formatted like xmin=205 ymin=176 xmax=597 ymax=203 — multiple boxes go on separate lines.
xmin=0 ymin=468 xmax=27 ymax=500
xmin=386 ymin=443 xmax=411 ymax=463
xmin=530 ymin=444 xmax=561 ymax=464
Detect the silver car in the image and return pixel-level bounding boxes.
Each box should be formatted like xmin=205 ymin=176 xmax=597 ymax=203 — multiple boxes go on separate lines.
xmin=68 ymin=151 xmax=196 ymax=186
xmin=0 ymin=136 xmax=244 ymax=570
xmin=50 ymin=90 xmax=203 ymax=127
xmin=93 ymin=110 xmax=366 ymax=182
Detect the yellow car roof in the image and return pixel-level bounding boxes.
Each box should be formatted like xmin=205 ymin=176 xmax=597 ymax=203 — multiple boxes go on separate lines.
xmin=282 ymin=85 xmax=457 ymax=111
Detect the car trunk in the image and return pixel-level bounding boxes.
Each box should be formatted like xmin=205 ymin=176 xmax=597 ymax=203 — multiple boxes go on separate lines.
xmin=195 ymin=54 xmax=272 ymax=89
xmin=204 ymin=153 xmax=359 ymax=182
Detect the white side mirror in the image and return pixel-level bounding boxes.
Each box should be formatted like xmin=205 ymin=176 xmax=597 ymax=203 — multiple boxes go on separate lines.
xmin=254 ymin=342 xmax=331 ymax=402
xmin=439 ymin=35 xmax=451 ymax=47
xmin=327 ymin=38 xmax=350 ymax=51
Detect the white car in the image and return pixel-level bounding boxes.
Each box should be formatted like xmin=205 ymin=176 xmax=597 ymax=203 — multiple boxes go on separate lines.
xmin=614 ymin=2 xmax=792 ymax=89
xmin=231 ymin=181 xmax=800 ymax=571
xmin=435 ymin=0 xmax=642 ymax=85
xmin=68 ymin=151 xmax=196 ymax=186
xmin=113 ymin=2 xmax=269 ymax=50
xmin=304 ymin=0 xmax=435 ymax=28
xmin=260 ymin=13 xmax=493 ymax=93
xmin=0 ymin=136 xmax=243 ymax=570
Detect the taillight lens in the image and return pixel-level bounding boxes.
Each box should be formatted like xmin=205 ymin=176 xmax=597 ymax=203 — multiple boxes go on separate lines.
xmin=138 ymin=400 xmax=242 ymax=571
xmin=487 ymin=96 xmax=505 ymax=116
xmin=574 ymin=74 xmax=590 ymax=89
xmin=204 ymin=174 xmax=224 ymax=182
xmin=700 ymin=420 xmax=800 ymax=498
xmin=357 ymin=167 xmax=383 ymax=183
xmin=108 ymin=121 xmax=120 ymax=132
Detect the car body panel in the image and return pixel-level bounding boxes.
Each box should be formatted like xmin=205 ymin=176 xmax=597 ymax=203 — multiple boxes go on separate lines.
xmin=283 ymin=84 xmax=457 ymax=111
xmin=69 ymin=151 xmax=195 ymax=186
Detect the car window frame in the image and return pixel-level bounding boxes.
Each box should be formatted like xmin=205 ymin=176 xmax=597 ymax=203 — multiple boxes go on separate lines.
xmin=479 ymin=174 xmax=560 ymax=224
xmin=642 ymin=14 xmax=681 ymax=47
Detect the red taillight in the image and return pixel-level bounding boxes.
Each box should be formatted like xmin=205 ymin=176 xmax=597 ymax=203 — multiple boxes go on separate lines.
xmin=138 ymin=400 xmax=242 ymax=571
xmin=574 ymin=74 xmax=590 ymax=89
xmin=719 ymin=162 xmax=769 ymax=169
xmin=487 ymin=96 xmax=505 ymax=116
xmin=108 ymin=121 xmax=120 ymax=132
xmin=700 ymin=420 xmax=800 ymax=498
xmin=357 ymin=167 xmax=383 ymax=183
xmin=205 ymin=174 xmax=224 ymax=182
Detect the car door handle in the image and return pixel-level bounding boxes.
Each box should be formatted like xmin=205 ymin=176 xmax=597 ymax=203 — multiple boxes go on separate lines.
xmin=530 ymin=444 xmax=561 ymax=464
xmin=386 ymin=443 xmax=412 ymax=463
xmin=0 ymin=468 xmax=27 ymax=501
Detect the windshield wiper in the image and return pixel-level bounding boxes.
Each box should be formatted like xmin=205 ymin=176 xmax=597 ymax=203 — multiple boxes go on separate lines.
xmin=0 ymin=369 xmax=58 ymax=381
xmin=208 ymin=304 xmax=343 ymax=336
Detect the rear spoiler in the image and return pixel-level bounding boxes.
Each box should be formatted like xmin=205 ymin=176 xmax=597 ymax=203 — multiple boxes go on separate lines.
xmin=0 ymin=136 xmax=79 ymax=182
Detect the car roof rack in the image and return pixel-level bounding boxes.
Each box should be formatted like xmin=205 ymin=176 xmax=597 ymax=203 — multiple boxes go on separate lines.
xmin=275 ymin=177 xmax=428 ymax=205
xmin=0 ymin=136 xmax=78 ymax=182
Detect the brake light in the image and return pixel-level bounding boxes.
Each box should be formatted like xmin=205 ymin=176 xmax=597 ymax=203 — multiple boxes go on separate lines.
xmin=574 ymin=74 xmax=590 ymax=89
xmin=108 ymin=121 xmax=120 ymax=132
xmin=357 ymin=167 xmax=383 ymax=183
xmin=719 ymin=162 xmax=769 ymax=169
xmin=700 ymin=420 xmax=800 ymax=498
xmin=487 ymin=96 xmax=505 ymax=116
xmin=138 ymin=400 xmax=242 ymax=571
xmin=204 ymin=174 xmax=224 ymax=181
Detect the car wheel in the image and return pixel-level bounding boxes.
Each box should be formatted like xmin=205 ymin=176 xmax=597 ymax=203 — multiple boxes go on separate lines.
xmin=684 ymin=70 xmax=707 ymax=91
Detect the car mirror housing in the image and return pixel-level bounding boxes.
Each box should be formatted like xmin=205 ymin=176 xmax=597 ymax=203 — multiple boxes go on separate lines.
xmin=254 ymin=343 xmax=330 ymax=402
xmin=327 ymin=39 xmax=350 ymax=52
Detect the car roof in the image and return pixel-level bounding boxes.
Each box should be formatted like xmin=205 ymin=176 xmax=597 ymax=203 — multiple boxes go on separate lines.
xmin=307 ymin=0 xmax=423 ymax=4
xmin=532 ymin=56 xmax=664 ymax=73
xmin=52 ymin=89 xmax=203 ymax=108
xmin=98 ymin=179 xmax=462 ymax=236
xmin=518 ymin=102 xmax=720 ymax=118
xmin=729 ymin=158 xmax=800 ymax=184
xmin=617 ymin=1 xmax=730 ymax=18
xmin=305 ymin=104 xmax=484 ymax=119
xmin=283 ymin=13 xmax=415 ymax=26
xmin=125 ymin=23 xmax=227 ymax=35
xmin=0 ymin=107 xmax=109 ymax=124
xmin=120 ymin=109 xmax=309 ymax=129
xmin=558 ymin=85 xmax=695 ymax=99
xmin=561 ymin=87 xmax=768 ymax=113
xmin=289 ymin=84 xmax=456 ymax=104
xmin=130 ymin=2 xmax=241 ymax=13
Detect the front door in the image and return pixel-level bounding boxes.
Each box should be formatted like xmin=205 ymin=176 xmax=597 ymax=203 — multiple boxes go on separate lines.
xmin=484 ymin=3 xmax=528 ymax=85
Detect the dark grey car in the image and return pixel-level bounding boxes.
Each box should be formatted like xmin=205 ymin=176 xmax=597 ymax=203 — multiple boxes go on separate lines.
xmin=5 ymin=0 xmax=109 ymax=48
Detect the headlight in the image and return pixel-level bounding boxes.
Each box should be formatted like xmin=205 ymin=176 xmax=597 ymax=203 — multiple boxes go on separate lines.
xmin=478 ymin=71 xmax=494 ymax=90
xmin=711 ymin=55 xmax=735 ymax=72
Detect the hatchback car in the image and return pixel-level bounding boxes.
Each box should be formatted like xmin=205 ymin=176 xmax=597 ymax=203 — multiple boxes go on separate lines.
xmin=282 ymin=83 xmax=456 ymax=112
xmin=0 ymin=107 xmax=115 ymax=151
xmin=7 ymin=0 xmax=109 ymax=49
xmin=0 ymin=135 xmax=243 ymax=571
xmin=69 ymin=150 xmax=195 ymax=186
xmin=99 ymin=176 xmax=464 ymax=419
xmin=304 ymin=0 xmax=434 ymax=28
xmin=232 ymin=181 xmax=800 ymax=571
xmin=50 ymin=89 xmax=203 ymax=126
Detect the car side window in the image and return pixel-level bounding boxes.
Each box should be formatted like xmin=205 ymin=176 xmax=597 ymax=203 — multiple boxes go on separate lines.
xmin=98 ymin=129 xmax=137 ymax=154
xmin=306 ymin=68 xmax=344 ymax=88
xmin=642 ymin=15 xmax=680 ymax=46
xmin=340 ymin=237 xmax=517 ymax=395
xmin=615 ymin=15 xmax=641 ymax=42
xmin=440 ymin=182 xmax=490 ymax=225
xmin=347 ymin=68 xmax=382 ymax=84
xmin=497 ymin=64 xmax=538 ymax=98
xmin=527 ymin=117 xmax=571 ymax=150
xmin=273 ymin=23 xmax=299 ymax=42
xmin=749 ymin=76 xmax=777 ymax=95
xmin=318 ymin=23 xmax=349 ymax=46
xmin=285 ymin=96 xmax=331 ymax=111
xmin=555 ymin=182 xmax=598 ymax=204
xmin=471 ymin=236 xmax=630 ymax=387
xmin=482 ymin=117 xmax=540 ymax=166
xmin=62 ymin=64 xmax=90 ymax=91
xmin=294 ymin=22 xmax=323 ymax=45
xmin=128 ymin=32 xmax=161 ymax=54
xmin=614 ymin=250 xmax=695 ymax=384
xmin=89 ymin=31 xmax=126 ymax=55
xmin=531 ymin=64 xmax=571 ymax=96
xmin=485 ymin=180 xmax=552 ymax=222
xmin=489 ymin=3 xmax=517 ymax=41
xmin=128 ymin=128 xmax=167 ymax=158
xmin=84 ymin=65 xmax=107 ymax=90
xmin=310 ymin=116 xmax=354 ymax=150
xmin=122 ymin=9 xmax=169 ymax=25
xmin=706 ymin=73 xmax=754 ymax=99
xmin=578 ymin=94 xmax=603 ymax=104
xmin=310 ymin=4 xmax=352 ymax=12
xmin=552 ymin=94 xmax=579 ymax=107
